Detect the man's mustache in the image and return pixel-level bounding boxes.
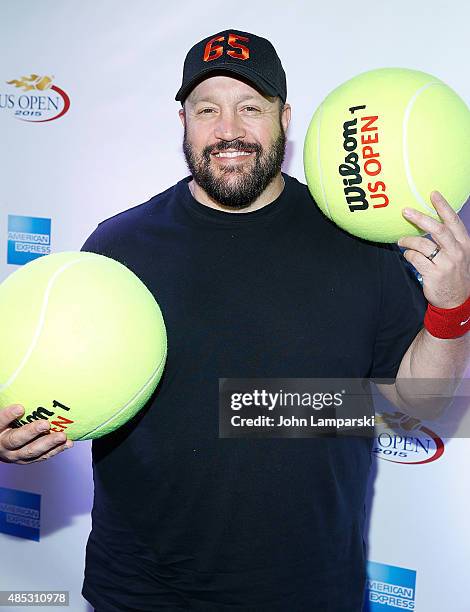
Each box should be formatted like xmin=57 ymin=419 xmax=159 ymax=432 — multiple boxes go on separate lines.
xmin=203 ymin=140 xmax=262 ymax=160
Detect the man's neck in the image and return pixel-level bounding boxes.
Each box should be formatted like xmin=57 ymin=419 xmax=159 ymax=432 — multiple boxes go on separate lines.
xmin=188 ymin=173 xmax=285 ymax=213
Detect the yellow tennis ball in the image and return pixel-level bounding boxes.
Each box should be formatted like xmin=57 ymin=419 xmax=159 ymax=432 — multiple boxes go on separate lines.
xmin=0 ymin=251 xmax=167 ymax=440
xmin=304 ymin=67 xmax=470 ymax=243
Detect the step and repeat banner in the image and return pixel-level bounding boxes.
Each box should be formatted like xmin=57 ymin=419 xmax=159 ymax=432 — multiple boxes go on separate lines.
xmin=1 ymin=1 xmax=469 ymax=610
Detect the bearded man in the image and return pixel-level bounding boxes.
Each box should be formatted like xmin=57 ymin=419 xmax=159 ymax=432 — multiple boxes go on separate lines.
xmin=2 ymin=29 xmax=469 ymax=612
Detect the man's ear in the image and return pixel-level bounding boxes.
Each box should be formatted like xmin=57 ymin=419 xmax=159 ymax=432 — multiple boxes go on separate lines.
xmin=179 ymin=106 xmax=185 ymax=127
xmin=281 ymin=103 xmax=291 ymax=134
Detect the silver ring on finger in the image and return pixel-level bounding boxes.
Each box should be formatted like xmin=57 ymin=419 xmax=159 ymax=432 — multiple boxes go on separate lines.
xmin=426 ymin=245 xmax=441 ymax=262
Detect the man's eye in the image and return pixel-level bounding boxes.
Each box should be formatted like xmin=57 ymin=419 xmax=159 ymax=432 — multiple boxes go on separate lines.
xmin=243 ymin=106 xmax=260 ymax=112
xmin=199 ymin=108 xmax=216 ymax=114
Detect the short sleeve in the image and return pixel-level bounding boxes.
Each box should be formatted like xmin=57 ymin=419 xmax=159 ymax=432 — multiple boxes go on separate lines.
xmin=80 ymin=226 xmax=102 ymax=255
xmin=369 ymin=244 xmax=427 ymax=382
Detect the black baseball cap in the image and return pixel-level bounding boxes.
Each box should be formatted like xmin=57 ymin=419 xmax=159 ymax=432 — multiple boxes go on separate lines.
xmin=175 ymin=29 xmax=287 ymax=104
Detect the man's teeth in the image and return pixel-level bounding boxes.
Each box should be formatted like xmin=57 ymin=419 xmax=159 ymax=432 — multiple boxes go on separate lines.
xmin=214 ymin=151 xmax=252 ymax=158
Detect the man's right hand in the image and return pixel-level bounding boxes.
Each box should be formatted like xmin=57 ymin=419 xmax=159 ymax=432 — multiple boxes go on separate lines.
xmin=0 ymin=404 xmax=73 ymax=464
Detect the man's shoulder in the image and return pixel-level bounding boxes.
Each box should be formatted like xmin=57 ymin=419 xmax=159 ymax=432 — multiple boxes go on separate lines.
xmin=283 ymin=172 xmax=309 ymax=194
xmin=96 ymin=181 xmax=181 ymax=229
xmin=283 ymin=173 xmax=402 ymax=261
xmin=283 ymin=172 xmax=331 ymax=215
xmin=80 ymin=179 xmax=185 ymax=253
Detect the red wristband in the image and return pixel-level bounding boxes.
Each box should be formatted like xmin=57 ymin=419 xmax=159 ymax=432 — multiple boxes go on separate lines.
xmin=424 ymin=295 xmax=470 ymax=339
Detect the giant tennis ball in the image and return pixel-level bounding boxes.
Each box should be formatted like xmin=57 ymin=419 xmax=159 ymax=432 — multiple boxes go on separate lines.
xmin=304 ymin=67 xmax=470 ymax=242
xmin=0 ymin=251 xmax=167 ymax=440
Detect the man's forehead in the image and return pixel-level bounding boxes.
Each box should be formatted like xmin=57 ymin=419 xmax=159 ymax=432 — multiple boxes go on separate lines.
xmin=187 ymin=75 xmax=274 ymax=104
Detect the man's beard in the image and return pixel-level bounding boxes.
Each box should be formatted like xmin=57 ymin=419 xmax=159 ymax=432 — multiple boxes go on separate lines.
xmin=182 ymin=125 xmax=286 ymax=209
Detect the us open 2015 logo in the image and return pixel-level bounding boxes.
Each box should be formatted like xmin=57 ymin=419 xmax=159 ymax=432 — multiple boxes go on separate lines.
xmin=373 ymin=411 xmax=444 ymax=465
xmin=0 ymin=74 xmax=70 ymax=122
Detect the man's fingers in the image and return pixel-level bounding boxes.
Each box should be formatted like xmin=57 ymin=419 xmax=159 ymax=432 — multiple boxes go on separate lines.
xmin=0 ymin=404 xmax=24 ymax=430
xmin=430 ymin=191 xmax=470 ymax=245
xmin=0 ymin=405 xmax=74 ymax=464
xmin=16 ymin=439 xmax=73 ymax=464
xmin=1 ymin=418 xmax=52 ymax=451
xmin=3 ymin=431 xmax=71 ymax=463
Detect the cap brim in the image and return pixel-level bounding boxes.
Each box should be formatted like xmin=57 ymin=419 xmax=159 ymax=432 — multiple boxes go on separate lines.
xmin=175 ymin=65 xmax=279 ymax=102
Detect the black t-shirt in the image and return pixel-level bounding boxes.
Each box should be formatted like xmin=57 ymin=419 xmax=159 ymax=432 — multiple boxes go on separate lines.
xmin=80 ymin=174 xmax=426 ymax=611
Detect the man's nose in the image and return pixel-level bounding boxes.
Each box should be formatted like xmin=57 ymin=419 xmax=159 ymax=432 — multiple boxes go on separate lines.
xmin=213 ymin=110 xmax=246 ymax=142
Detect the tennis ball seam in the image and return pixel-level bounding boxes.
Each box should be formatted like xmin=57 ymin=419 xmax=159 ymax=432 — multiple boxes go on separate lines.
xmin=403 ymin=80 xmax=441 ymax=215
xmin=0 ymin=255 xmax=96 ymax=393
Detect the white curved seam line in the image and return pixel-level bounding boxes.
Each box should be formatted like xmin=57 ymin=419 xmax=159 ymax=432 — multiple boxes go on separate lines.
xmin=317 ymin=104 xmax=332 ymax=220
xmin=76 ymin=345 xmax=167 ymax=440
xmin=403 ymin=81 xmax=441 ymax=214
xmin=0 ymin=257 xmax=94 ymax=392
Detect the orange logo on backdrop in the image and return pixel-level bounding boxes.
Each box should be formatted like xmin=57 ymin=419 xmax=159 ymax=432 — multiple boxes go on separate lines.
xmin=7 ymin=74 xmax=53 ymax=92
xmin=203 ymin=34 xmax=250 ymax=62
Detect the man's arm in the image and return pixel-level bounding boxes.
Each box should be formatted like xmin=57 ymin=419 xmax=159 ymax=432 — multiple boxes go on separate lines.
xmin=376 ymin=327 xmax=470 ymax=418
xmin=376 ymin=190 xmax=470 ymax=418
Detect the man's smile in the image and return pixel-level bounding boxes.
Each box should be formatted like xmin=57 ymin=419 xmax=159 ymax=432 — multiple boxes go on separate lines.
xmin=213 ymin=150 xmax=252 ymax=158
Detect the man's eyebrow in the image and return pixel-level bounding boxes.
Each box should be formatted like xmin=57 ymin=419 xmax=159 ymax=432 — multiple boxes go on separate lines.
xmin=237 ymin=95 xmax=266 ymax=103
xmin=189 ymin=97 xmax=216 ymax=105
xmin=189 ymin=94 xmax=267 ymax=105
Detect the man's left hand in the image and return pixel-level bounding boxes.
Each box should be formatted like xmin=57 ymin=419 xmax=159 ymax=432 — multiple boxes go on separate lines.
xmin=397 ymin=190 xmax=470 ymax=308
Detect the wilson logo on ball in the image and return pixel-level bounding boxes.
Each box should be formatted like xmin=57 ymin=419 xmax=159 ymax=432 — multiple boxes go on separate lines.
xmin=12 ymin=399 xmax=74 ymax=434
xmin=340 ymin=107 xmax=389 ymax=212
